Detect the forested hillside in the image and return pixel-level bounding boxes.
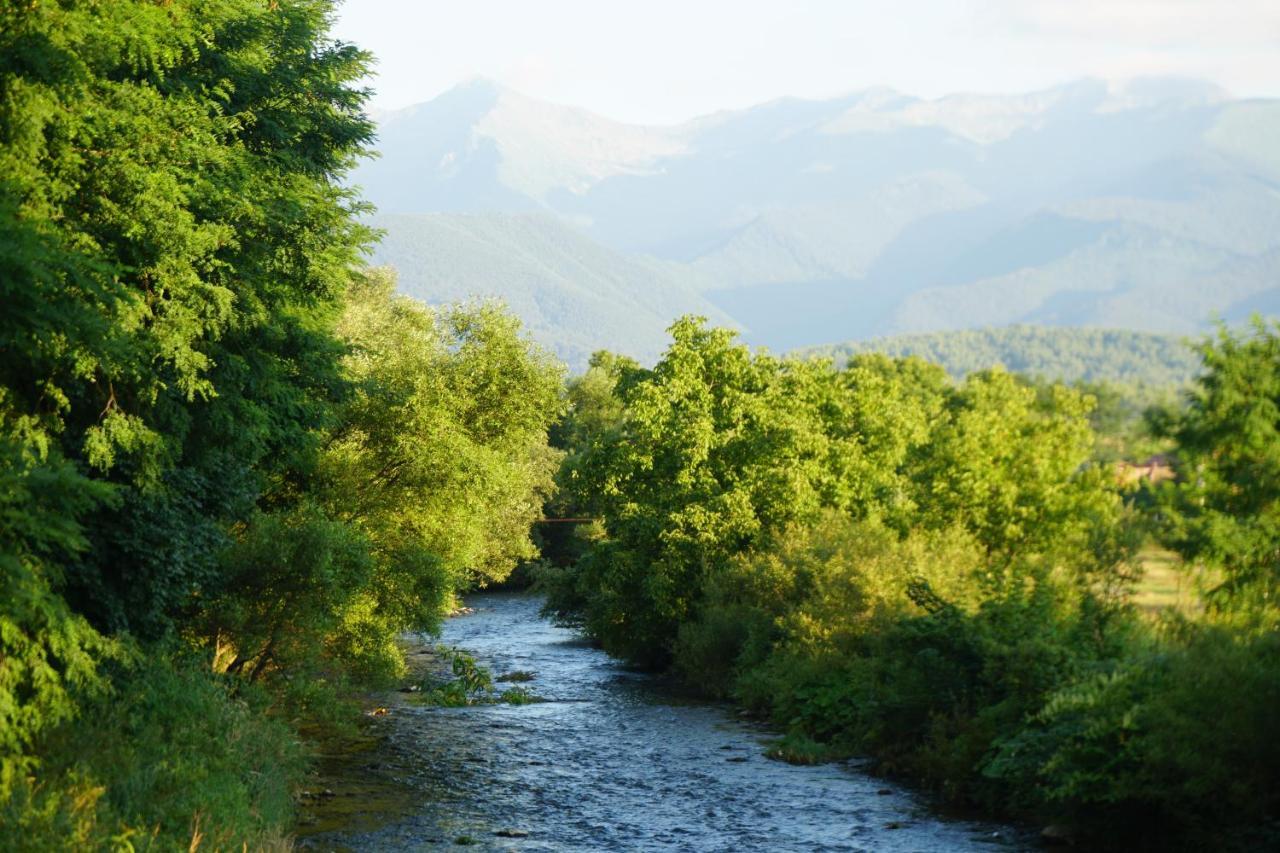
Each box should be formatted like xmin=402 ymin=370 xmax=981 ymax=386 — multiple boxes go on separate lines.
xmin=0 ymin=4 xmax=560 ymax=847
xmin=799 ymin=325 xmax=1201 ymax=386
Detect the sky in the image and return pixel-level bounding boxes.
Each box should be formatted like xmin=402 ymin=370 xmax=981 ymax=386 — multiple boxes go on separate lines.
xmin=333 ymin=0 xmax=1280 ymax=124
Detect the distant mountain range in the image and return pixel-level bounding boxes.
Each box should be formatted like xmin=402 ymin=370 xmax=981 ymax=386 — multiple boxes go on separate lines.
xmin=353 ymin=77 xmax=1280 ymax=368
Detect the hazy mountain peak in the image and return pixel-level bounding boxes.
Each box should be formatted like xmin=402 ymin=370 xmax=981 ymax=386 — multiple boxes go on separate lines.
xmin=847 ymin=86 xmax=914 ymax=109
xmin=815 ymin=77 xmax=1233 ymax=144
xmin=455 ymin=74 xmax=508 ymax=94
xmin=473 ymin=86 xmax=687 ymax=198
xmin=819 ymin=79 xmax=1101 ymax=143
xmin=1097 ymin=76 xmax=1231 ymax=112
xmin=369 ymin=80 xmax=688 ymax=201
xmin=376 ymin=77 xmax=505 ymax=129
xmin=358 ymin=76 xmax=1279 ymax=360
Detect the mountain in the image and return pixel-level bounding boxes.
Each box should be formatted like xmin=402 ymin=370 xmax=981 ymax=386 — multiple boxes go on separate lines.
xmin=369 ymin=212 xmax=728 ymax=369
xmin=798 ymin=325 xmax=1201 ymax=387
xmin=353 ymin=77 xmax=1280 ymax=362
xmin=356 ymin=78 xmax=688 ymax=213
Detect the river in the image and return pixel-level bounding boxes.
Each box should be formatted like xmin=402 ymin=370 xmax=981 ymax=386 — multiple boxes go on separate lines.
xmin=298 ymin=592 xmax=1023 ymax=851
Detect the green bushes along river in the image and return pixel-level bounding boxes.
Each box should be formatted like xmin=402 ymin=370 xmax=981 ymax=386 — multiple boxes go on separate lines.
xmin=2 ymin=2 xmax=1278 ymax=849
xmin=543 ymin=319 xmax=1280 ymax=851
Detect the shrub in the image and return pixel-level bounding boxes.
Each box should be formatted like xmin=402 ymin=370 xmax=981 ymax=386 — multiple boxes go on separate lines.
xmin=991 ymin=612 xmax=1280 ymax=849
xmin=722 ymin=515 xmax=1132 ymax=809
xmin=0 ymin=653 xmax=303 ymax=851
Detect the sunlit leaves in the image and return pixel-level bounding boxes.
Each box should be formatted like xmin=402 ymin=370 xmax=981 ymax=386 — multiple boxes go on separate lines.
xmin=323 ymin=268 xmax=564 ymax=591
xmin=1158 ymin=318 xmax=1280 ymax=602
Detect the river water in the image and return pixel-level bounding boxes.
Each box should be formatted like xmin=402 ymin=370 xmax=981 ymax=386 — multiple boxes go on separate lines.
xmin=299 ymin=592 xmax=1022 ymax=851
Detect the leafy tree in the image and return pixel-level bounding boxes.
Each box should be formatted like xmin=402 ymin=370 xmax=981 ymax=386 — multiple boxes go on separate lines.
xmin=305 ymin=269 xmax=563 ymax=679
xmin=324 ymin=268 xmax=563 ymax=586
xmin=536 ymin=351 xmax=644 ymax=575
xmin=551 ymin=350 xmax=644 ymax=513
xmin=0 ymin=0 xmax=373 ymax=838
xmin=0 ymin=434 xmax=118 ymax=794
xmin=569 ymin=319 xmax=948 ymax=664
xmin=1157 ymin=319 xmax=1280 ymax=603
xmin=569 ymin=319 xmax=798 ymax=663
xmin=913 ymin=369 xmax=1116 ymax=562
xmin=0 ymin=0 xmax=374 ymax=641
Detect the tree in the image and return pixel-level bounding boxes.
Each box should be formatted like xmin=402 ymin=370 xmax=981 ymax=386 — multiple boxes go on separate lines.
xmin=306 ymin=269 xmax=563 ymax=677
xmin=912 ymin=369 xmax=1113 ymax=562
xmin=1158 ymin=319 xmax=1280 ymax=603
xmin=569 ymin=319 xmax=946 ymax=664
xmin=0 ymin=0 xmax=372 ymax=807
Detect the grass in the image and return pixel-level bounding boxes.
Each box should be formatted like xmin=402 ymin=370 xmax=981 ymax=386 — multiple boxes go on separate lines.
xmin=765 ymin=734 xmax=846 ymax=765
xmin=1132 ymin=546 xmax=1213 ymax=615
xmin=496 ymin=670 xmax=536 ymax=683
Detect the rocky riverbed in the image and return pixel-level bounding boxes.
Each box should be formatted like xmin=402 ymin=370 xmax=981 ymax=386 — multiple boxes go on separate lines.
xmin=297 ymin=592 xmax=1025 ymax=851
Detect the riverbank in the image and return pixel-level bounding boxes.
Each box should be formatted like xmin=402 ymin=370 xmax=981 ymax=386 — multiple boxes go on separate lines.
xmin=297 ymin=592 xmax=1023 ymax=851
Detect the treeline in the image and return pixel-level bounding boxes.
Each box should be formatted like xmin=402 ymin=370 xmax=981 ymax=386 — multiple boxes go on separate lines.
xmin=544 ymin=318 xmax=1280 ymax=850
xmin=800 ymin=324 xmax=1201 ymax=387
xmin=803 ymin=325 xmax=1198 ymax=464
xmin=1 ymin=3 xmax=560 ymax=848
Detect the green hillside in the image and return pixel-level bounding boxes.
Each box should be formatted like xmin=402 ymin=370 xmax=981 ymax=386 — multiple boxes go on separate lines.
xmin=798 ymin=324 xmax=1201 ymax=386
xmin=370 ymin=212 xmax=728 ymax=370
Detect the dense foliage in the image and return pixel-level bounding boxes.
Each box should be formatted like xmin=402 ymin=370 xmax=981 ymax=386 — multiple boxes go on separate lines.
xmin=805 ymin=324 xmax=1194 ymax=464
xmin=1155 ymin=319 xmax=1280 ymax=603
xmin=0 ymin=3 xmax=561 ymax=847
xmin=548 ymin=317 xmax=1280 ymax=850
xmin=3 ymin=2 xmax=1274 ymax=848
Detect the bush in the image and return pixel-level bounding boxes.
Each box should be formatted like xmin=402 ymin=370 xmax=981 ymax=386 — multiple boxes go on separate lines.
xmin=0 ymin=653 xmax=303 ymax=851
xmin=991 ymin=612 xmax=1280 ymax=849
xmin=699 ymin=515 xmax=1134 ymax=809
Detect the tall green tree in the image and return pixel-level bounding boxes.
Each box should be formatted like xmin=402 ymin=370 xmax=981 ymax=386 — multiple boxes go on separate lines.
xmin=568 ymin=319 xmax=946 ymax=664
xmin=1158 ymin=319 xmax=1280 ymax=603
xmin=0 ymin=0 xmax=372 ymax=801
xmin=312 ymin=269 xmax=564 ymax=677
xmin=912 ymin=369 xmax=1114 ymax=561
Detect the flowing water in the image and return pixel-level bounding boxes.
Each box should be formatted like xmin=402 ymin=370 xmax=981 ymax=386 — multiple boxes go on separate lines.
xmin=299 ymin=592 xmax=1023 ymax=851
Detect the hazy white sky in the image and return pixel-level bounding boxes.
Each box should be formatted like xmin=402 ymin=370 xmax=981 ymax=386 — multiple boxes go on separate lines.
xmin=333 ymin=0 xmax=1280 ymax=124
